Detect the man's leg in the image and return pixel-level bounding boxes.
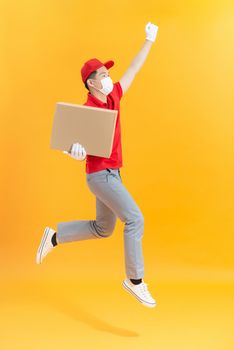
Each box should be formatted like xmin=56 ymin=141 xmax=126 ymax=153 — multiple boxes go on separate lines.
xmin=56 ymin=196 xmax=117 ymax=243
xmin=87 ymin=169 xmax=145 ymax=280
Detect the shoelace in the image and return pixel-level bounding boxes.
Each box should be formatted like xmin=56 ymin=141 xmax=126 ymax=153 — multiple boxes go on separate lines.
xmin=136 ymin=282 xmax=152 ymax=298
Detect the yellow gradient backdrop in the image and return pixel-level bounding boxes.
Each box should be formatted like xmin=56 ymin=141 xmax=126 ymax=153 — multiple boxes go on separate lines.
xmin=1 ymin=1 xmax=234 ymax=349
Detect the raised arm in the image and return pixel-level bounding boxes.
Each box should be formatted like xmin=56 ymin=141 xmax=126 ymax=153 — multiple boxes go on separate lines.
xmin=119 ymin=22 xmax=158 ymax=95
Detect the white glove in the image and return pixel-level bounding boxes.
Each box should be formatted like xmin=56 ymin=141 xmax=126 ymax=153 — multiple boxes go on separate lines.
xmin=145 ymin=21 xmax=158 ymax=42
xmin=63 ymin=142 xmax=87 ymax=161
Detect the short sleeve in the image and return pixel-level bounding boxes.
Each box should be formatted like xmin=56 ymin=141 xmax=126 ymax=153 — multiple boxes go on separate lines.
xmin=114 ymin=81 xmax=123 ymax=100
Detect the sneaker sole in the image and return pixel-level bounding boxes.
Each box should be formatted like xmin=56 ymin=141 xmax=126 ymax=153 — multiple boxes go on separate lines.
xmin=122 ymin=280 xmax=156 ymax=308
xmin=36 ymin=227 xmax=51 ymax=264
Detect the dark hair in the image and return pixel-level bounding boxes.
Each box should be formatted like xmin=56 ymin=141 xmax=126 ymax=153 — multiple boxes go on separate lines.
xmin=84 ymin=70 xmax=97 ymax=91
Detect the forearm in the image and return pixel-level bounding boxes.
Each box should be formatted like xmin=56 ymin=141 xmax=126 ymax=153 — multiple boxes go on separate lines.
xmin=130 ymin=39 xmax=153 ymax=74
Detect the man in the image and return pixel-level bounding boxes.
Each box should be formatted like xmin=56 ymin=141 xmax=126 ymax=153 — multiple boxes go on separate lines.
xmin=36 ymin=22 xmax=158 ymax=308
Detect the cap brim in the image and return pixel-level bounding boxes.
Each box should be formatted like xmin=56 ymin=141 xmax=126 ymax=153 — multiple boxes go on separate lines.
xmin=104 ymin=60 xmax=114 ymax=69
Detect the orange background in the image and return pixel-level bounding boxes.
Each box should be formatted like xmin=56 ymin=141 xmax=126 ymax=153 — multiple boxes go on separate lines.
xmin=1 ymin=0 xmax=234 ymax=349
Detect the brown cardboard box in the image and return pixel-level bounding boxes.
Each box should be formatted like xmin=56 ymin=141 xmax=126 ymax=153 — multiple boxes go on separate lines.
xmin=50 ymin=102 xmax=118 ymax=158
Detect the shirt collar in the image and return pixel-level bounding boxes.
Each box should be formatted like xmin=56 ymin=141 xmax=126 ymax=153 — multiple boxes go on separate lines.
xmin=87 ymin=92 xmax=108 ymax=107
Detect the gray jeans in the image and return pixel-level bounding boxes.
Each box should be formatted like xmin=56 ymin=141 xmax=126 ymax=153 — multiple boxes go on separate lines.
xmin=57 ymin=168 xmax=144 ymax=279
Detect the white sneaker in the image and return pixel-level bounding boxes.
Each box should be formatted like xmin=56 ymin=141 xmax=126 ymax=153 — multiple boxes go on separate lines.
xmin=36 ymin=226 xmax=57 ymax=264
xmin=122 ymin=278 xmax=157 ymax=308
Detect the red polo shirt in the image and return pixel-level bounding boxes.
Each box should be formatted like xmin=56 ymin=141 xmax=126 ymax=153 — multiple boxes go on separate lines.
xmin=83 ymin=81 xmax=123 ymax=174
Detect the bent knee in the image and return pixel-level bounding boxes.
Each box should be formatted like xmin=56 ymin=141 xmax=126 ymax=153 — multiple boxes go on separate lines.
xmin=98 ymin=221 xmax=116 ymax=238
xmin=125 ymin=212 xmax=144 ymax=226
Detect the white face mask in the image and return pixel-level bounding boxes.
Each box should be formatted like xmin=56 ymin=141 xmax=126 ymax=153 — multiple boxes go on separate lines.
xmin=93 ymin=76 xmax=114 ymax=95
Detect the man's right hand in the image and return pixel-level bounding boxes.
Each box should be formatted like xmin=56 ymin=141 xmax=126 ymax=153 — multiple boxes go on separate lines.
xmin=145 ymin=21 xmax=158 ymax=42
xmin=63 ymin=142 xmax=87 ymax=161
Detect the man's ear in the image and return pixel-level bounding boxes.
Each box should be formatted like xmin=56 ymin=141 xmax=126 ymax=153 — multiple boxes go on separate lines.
xmin=87 ymin=79 xmax=93 ymax=88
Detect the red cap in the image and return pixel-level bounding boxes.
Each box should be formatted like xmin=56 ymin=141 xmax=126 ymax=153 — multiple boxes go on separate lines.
xmin=81 ymin=58 xmax=114 ymax=83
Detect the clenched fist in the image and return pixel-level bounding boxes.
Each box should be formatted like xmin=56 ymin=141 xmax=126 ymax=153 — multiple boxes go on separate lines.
xmin=145 ymin=21 xmax=158 ymax=42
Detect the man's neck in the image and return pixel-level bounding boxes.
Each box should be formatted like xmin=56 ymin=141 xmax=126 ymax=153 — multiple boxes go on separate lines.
xmin=90 ymin=89 xmax=107 ymax=103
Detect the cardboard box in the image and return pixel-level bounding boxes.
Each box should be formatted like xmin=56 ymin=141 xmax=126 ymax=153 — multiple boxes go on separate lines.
xmin=50 ymin=102 xmax=118 ymax=158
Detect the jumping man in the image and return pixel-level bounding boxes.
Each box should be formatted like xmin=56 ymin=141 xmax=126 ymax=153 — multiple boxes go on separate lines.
xmin=36 ymin=21 xmax=159 ymax=308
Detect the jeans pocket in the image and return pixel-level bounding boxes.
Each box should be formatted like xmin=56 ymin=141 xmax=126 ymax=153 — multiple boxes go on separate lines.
xmin=86 ymin=170 xmax=108 ymax=184
xmin=107 ymin=172 xmax=122 ymax=184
